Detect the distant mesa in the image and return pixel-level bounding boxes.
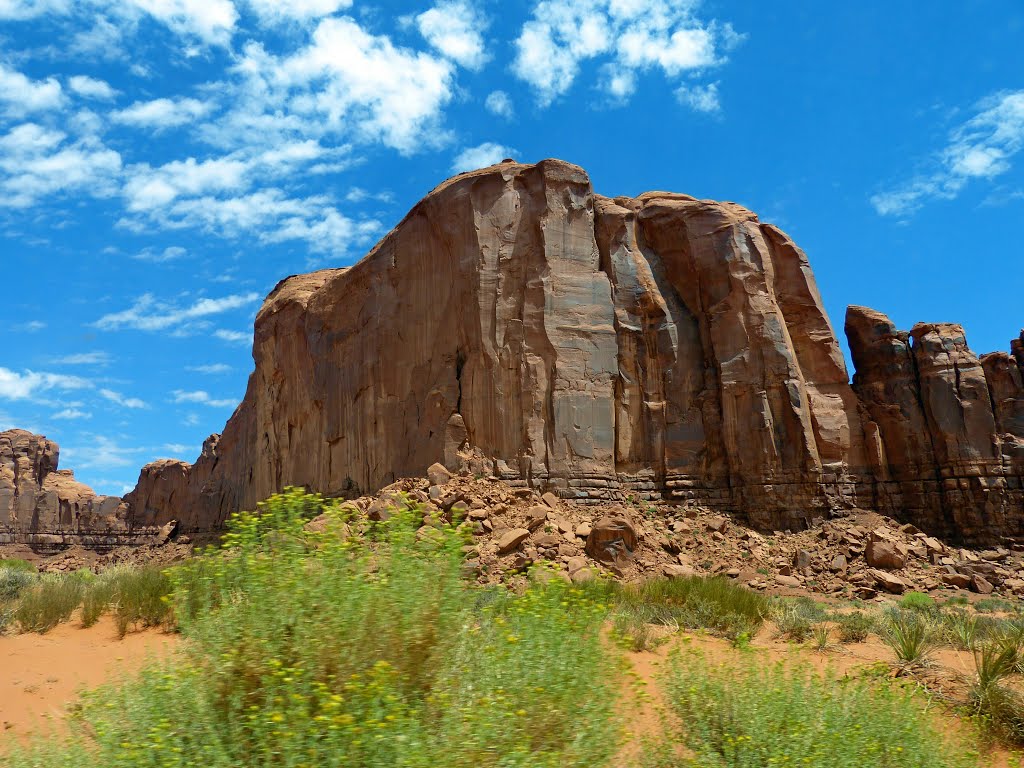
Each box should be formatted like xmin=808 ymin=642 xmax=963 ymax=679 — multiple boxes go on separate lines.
xmin=3 ymin=159 xmax=1021 ymax=546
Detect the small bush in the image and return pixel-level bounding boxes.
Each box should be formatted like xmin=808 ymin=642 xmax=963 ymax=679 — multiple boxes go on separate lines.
xmin=615 ymin=575 xmax=768 ymax=640
xmin=900 ymin=591 xmax=936 ymax=612
xmin=15 ymin=575 xmax=84 ymax=633
xmin=111 ymin=566 xmax=173 ymax=637
xmin=0 ymin=565 xmax=37 ymax=600
xmin=969 ymin=640 xmax=1024 ymax=744
xmin=976 ymin=598 xmax=1016 ymax=614
xmin=834 ymin=611 xmax=874 ymax=643
xmin=0 ymin=558 xmax=37 ymax=573
xmin=770 ymin=597 xmax=826 ymax=642
xmin=811 ymin=623 xmax=831 ymax=651
xmin=613 ymin=611 xmax=659 ymax=652
xmin=881 ymin=607 xmax=938 ymax=669
xmin=654 ymin=652 xmax=970 ymax=767
xmin=943 ymin=608 xmax=982 ymax=651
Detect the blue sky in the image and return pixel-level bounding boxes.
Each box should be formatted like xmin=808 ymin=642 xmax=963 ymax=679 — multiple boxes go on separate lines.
xmin=1 ymin=1 xmax=1022 ymax=496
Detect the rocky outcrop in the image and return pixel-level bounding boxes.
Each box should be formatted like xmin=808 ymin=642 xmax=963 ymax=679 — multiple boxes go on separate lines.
xmin=847 ymin=310 xmax=1024 ymax=542
xmin=0 ymin=429 xmax=147 ymax=548
xmin=116 ymin=159 xmax=1022 ymax=544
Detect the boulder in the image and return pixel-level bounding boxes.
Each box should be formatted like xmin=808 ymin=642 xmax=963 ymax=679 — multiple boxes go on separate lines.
xmin=865 ymin=539 xmax=907 ymax=570
xmin=496 ymin=528 xmax=530 ymax=555
xmin=585 ymin=517 xmax=638 ymax=566
xmin=868 ymin=569 xmax=906 ymax=594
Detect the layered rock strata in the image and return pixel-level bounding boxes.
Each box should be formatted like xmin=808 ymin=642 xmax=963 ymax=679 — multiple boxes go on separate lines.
xmin=114 ymin=159 xmax=1023 ymax=543
xmin=0 ymin=429 xmax=148 ymax=548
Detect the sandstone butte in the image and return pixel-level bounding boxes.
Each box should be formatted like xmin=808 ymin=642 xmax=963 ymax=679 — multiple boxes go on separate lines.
xmin=2 ymin=159 xmax=1022 ymax=548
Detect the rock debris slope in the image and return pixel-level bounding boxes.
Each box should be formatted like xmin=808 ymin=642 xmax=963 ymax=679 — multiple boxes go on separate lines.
xmin=121 ymin=159 xmax=1023 ymax=544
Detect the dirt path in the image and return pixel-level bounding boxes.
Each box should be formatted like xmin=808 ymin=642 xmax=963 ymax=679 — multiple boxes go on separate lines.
xmin=0 ymin=617 xmax=178 ymax=740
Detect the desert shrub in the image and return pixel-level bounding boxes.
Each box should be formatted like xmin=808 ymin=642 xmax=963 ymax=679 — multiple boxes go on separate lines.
xmin=770 ymin=597 xmax=826 ymax=642
xmin=834 ymin=611 xmax=874 ymax=643
xmin=652 ymin=652 xmax=970 ymax=767
xmin=900 ymin=591 xmax=936 ymax=612
xmin=4 ymin=488 xmax=618 ymax=768
xmin=612 ymin=611 xmax=659 ymax=652
xmin=615 ymin=575 xmax=768 ymax=640
xmin=111 ymin=566 xmax=172 ymax=637
xmin=881 ymin=607 xmax=938 ymax=669
xmin=968 ymin=640 xmax=1024 ymax=744
xmin=975 ymin=598 xmax=1016 ymax=614
xmin=811 ymin=623 xmax=831 ymax=651
xmin=15 ymin=574 xmax=84 ymax=633
xmin=0 ymin=557 xmax=37 ymax=572
xmin=943 ymin=607 xmax=983 ymax=651
xmin=0 ymin=565 xmax=37 ymax=600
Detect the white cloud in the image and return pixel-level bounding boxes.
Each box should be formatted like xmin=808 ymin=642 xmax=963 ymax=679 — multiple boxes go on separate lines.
xmin=484 ymin=90 xmax=513 ymax=119
xmin=16 ymin=320 xmax=47 ymax=332
xmin=133 ymin=245 xmax=188 ymax=262
xmin=1 ymin=1 xmax=236 ymax=45
xmin=416 ymin=1 xmax=488 ymax=70
xmin=111 ymin=96 xmax=214 ymax=130
xmin=99 ymin=388 xmax=149 ymax=409
xmin=512 ymin=0 xmax=738 ymax=107
xmin=244 ymin=0 xmax=351 ymax=24
xmin=172 ymin=389 xmax=237 ymax=407
xmin=52 ymin=351 xmax=113 ymax=365
xmin=62 ymin=434 xmax=143 ymax=471
xmin=675 ymin=81 xmax=720 ymax=113
xmin=872 ymin=90 xmax=1024 ymax=217
xmin=51 ymin=408 xmax=92 ymax=420
xmin=451 ymin=142 xmax=516 ymax=173
xmin=94 ymin=292 xmax=259 ymax=333
xmin=0 ymin=62 xmax=64 ymax=116
xmin=187 ymin=363 xmax=232 ymax=374
xmin=0 ymin=367 xmax=91 ymax=401
xmin=126 ymin=0 xmax=237 ymax=45
xmin=219 ymin=16 xmax=457 ymax=154
xmin=214 ymin=329 xmax=251 ymax=345
xmin=162 ymin=442 xmax=191 ymax=454
xmin=68 ymin=74 xmax=118 ymax=100
xmin=0 ymin=1 xmax=72 ymax=20
xmin=0 ymin=123 xmax=122 ymax=208
xmin=344 ymin=187 xmax=393 ymax=203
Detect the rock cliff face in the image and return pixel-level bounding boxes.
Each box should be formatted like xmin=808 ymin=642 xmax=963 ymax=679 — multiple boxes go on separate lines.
xmin=114 ymin=159 xmax=1024 ymax=543
xmin=0 ymin=429 xmax=140 ymax=547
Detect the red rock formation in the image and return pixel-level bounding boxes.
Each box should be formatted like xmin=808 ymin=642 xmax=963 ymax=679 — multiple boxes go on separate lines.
xmin=848 ymin=309 xmax=1024 ymax=541
xmin=117 ymin=159 xmax=1023 ymax=544
xmin=0 ymin=429 xmax=136 ymax=546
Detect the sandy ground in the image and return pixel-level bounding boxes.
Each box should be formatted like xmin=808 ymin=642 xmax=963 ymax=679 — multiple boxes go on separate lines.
xmin=0 ymin=616 xmax=178 ymax=740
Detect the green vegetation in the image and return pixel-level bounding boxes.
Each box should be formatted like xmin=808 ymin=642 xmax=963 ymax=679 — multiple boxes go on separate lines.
xmin=650 ymin=652 xmax=970 ymax=768
xmin=5 ymin=488 xmax=618 ymax=768
xmin=769 ymin=596 xmax=827 ymax=642
xmin=969 ymin=639 xmax=1024 ymax=745
xmin=900 ymin=591 xmax=937 ymax=612
xmin=943 ymin=607 xmax=983 ymax=650
xmin=14 ymin=573 xmax=85 ymax=633
xmin=77 ymin=565 xmax=173 ymax=635
xmin=881 ymin=607 xmax=938 ymax=669
xmin=834 ymin=610 xmax=874 ymax=643
xmin=0 ymin=557 xmax=36 ymax=572
xmin=611 ymin=573 xmax=769 ymax=642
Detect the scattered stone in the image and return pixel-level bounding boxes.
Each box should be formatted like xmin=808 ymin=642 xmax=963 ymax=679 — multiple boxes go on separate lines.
xmin=496 ymin=528 xmax=530 ymax=555
xmin=585 ymin=517 xmax=639 ymax=567
xmin=865 ymin=539 xmax=907 ymax=570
